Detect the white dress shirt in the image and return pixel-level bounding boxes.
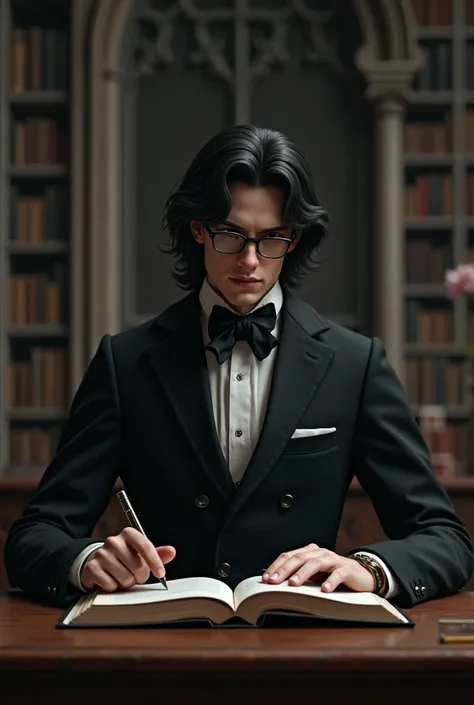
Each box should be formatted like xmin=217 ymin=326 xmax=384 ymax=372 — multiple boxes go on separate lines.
xmin=69 ymin=279 xmax=397 ymax=598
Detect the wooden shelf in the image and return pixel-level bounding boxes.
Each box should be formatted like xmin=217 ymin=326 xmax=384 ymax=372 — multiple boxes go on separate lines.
xmin=408 ymin=91 xmax=453 ymax=105
xmin=405 ymin=283 xmax=446 ymax=297
xmin=417 ymin=27 xmax=453 ymax=40
xmin=8 ymin=165 xmax=67 ymax=179
xmin=7 ymin=324 xmax=68 ymax=337
xmin=404 ymin=344 xmax=466 ymax=356
xmin=405 ymin=217 xmax=453 ymax=230
xmin=6 ymin=408 xmax=67 ymax=422
xmin=9 ymin=91 xmax=68 ymax=105
xmin=7 ymin=242 xmax=68 ymax=254
xmin=0 ymin=474 xmax=123 ymax=492
xmin=411 ymin=405 xmax=472 ymax=419
xmin=350 ymin=477 xmax=474 ymax=492
xmin=404 ymin=154 xmax=453 ymax=167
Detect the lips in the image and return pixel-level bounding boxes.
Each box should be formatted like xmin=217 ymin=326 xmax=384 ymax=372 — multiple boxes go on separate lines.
xmin=230 ymin=277 xmax=261 ymax=283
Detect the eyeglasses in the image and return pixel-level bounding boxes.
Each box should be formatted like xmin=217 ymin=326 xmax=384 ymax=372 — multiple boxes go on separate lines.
xmin=205 ymin=225 xmax=295 ymax=259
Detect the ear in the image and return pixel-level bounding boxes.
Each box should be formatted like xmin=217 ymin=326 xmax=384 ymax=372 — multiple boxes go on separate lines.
xmin=190 ymin=220 xmax=205 ymax=244
xmin=288 ymin=231 xmax=301 ymax=252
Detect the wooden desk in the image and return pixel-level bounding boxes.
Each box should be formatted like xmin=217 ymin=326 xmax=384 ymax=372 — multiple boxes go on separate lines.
xmin=1 ymin=591 xmax=474 ymax=705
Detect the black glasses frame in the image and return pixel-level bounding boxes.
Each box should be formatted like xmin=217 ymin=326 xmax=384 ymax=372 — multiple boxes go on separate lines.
xmin=204 ymin=225 xmax=295 ymax=259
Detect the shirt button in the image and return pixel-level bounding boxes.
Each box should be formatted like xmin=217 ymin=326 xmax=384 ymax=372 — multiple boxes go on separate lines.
xmin=195 ymin=494 xmax=210 ymax=509
xmin=218 ymin=563 xmax=231 ymax=578
xmin=280 ymin=494 xmax=294 ymax=509
xmin=236 ymin=373 xmax=244 ymax=381
xmin=235 ymin=429 xmax=243 ymax=437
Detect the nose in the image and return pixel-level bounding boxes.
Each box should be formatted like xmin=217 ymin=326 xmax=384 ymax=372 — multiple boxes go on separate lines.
xmin=237 ymin=242 xmax=259 ymax=268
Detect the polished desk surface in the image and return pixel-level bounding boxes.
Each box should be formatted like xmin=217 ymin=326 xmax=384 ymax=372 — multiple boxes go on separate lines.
xmin=1 ymin=590 xmax=474 ymax=672
xmin=2 ymin=591 xmax=474 ymax=705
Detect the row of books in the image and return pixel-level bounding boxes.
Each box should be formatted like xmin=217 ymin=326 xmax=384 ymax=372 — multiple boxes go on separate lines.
xmin=405 ymin=357 xmax=467 ymax=406
xmin=406 ymin=239 xmax=451 ymax=284
xmin=418 ymin=406 xmax=469 ymax=478
xmin=405 ymin=109 xmax=474 ymax=154
xmin=9 ymin=186 xmax=68 ymax=242
xmin=466 ymin=172 xmax=474 ymax=214
xmin=10 ymin=27 xmax=68 ymax=93
xmin=12 ymin=118 xmax=68 ymax=166
xmin=8 ymin=267 xmax=67 ymax=326
xmin=412 ymin=0 xmax=452 ymax=26
xmin=468 ymin=44 xmax=474 ymax=93
xmin=413 ymin=42 xmax=451 ymax=92
xmin=9 ymin=427 xmax=61 ymax=466
xmin=405 ymin=174 xmax=453 ymax=217
xmin=404 ymin=115 xmax=452 ymax=154
xmin=423 ymin=425 xmax=468 ymax=478
xmin=7 ymin=348 xmax=69 ymax=409
xmin=406 ymin=302 xmax=454 ymax=344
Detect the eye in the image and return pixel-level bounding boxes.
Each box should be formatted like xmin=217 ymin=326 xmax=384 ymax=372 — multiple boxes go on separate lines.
xmin=265 ymin=232 xmax=286 ymax=239
xmin=216 ymin=230 xmax=242 ymax=238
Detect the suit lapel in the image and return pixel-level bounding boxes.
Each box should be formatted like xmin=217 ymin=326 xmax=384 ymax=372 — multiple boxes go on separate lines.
xmin=223 ymin=289 xmax=336 ymax=526
xmin=143 ymin=293 xmax=234 ymax=501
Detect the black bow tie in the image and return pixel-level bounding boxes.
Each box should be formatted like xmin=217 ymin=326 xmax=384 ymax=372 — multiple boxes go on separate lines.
xmin=205 ymin=302 xmax=279 ymax=364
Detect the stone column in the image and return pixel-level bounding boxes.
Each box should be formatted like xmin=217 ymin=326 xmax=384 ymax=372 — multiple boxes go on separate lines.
xmin=372 ymin=96 xmax=406 ymax=380
xmin=356 ymin=69 xmax=421 ymax=383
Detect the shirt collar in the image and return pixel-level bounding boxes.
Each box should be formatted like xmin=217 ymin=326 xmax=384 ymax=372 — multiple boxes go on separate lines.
xmin=199 ymin=278 xmax=283 ymax=322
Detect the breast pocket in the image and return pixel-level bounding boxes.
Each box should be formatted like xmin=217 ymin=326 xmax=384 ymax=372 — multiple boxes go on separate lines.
xmin=284 ymin=429 xmax=338 ymax=455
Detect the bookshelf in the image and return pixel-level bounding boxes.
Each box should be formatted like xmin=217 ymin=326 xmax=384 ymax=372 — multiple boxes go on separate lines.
xmin=405 ymin=0 xmax=474 ymax=479
xmin=0 ymin=0 xmax=76 ymax=478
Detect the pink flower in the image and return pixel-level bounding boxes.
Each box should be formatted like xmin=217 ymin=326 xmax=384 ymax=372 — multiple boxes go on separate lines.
xmin=445 ymin=265 xmax=474 ymax=298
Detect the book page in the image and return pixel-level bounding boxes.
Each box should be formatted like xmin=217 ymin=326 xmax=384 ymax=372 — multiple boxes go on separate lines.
xmin=92 ymin=577 xmax=235 ymax=610
xmin=233 ymin=576 xmax=383 ymax=611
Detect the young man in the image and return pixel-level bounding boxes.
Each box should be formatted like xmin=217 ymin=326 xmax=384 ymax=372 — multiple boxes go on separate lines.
xmin=5 ymin=125 xmax=474 ymax=607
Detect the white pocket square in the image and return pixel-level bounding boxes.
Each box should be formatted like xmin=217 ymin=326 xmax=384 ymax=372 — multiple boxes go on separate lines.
xmin=291 ymin=427 xmax=336 ymax=439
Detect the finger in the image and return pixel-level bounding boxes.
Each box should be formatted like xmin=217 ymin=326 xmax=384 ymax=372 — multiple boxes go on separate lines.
xmin=263 ymin=544 xmax=319 ymax=580
xmin=288 ymin=555 xmax=341 ymax=585
xmin=103 ymin=536 xmax=150 ymax=582
xmin=267 ymin=549 xmax=327 ymax=583
xmin=156 ymin=545 xmax=176 ymax=565
xmin=121 ymin=528 xmax=166 ymax=578
xmin=83 ymin=562 xmax=119 ymax=592
xmin=94 ymin=548 xmax=140 ymax=588
xmin=321 ymin=567 xmax=348 ymax=592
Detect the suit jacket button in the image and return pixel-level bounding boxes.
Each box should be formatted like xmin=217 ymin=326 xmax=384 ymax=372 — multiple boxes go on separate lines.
xmin=420 ymin=586 xmax=426 ymax=596
xmin=280 ymin=494 xmax=294 ymax=509
xmin=218 ymin=563 xmax=231 ymax=578
xmin=195 ymin=494 xmax=210 ymax=509
xmin=414 ymin=585 xmax=420 ymax=594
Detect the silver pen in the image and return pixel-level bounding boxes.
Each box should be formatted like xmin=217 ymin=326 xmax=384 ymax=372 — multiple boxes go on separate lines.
xmin=117 ymin=489 xmax=168 ymax=589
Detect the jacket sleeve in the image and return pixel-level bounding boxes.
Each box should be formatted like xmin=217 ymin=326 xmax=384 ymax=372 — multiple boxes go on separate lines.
xmin=350 ymin=337 xmax=474 ymax=606
xmin=3 ymin=334 xmax=121 ymax=607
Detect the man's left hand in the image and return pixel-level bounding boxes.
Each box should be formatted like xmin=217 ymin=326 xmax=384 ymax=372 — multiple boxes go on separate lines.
xmin=262 ymin=543 xmax=376 ymax=592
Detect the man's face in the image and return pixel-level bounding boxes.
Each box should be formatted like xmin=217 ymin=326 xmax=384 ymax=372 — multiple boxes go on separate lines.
xmin=191 ymin=182 xmax=299 ymax=314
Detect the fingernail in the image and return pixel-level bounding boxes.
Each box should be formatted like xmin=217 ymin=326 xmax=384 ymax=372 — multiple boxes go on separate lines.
xmin=262 ymin=573 xmax=269 ymax=580
xmin=270 ymin=573 xmax=279 ymax=580
xmin=323 ymin=581 xmax=331 ymax=590
xmin=157 ymin=568 xmax=165 ymax=578
xmin=291 ymin=575 xmax=300 ymax=583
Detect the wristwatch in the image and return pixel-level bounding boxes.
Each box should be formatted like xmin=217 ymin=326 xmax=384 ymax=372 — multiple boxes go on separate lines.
xmin=351 ymin=553 xmax=388 ymax=597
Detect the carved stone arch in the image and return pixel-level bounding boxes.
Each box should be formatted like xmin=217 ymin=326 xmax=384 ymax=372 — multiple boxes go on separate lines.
xmin=87 ymin=0 xmax=421 ymax=373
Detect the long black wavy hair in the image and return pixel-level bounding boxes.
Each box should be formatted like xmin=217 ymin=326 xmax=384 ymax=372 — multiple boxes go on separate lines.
xmin=162 ymin=125 xmax=329 ymax=290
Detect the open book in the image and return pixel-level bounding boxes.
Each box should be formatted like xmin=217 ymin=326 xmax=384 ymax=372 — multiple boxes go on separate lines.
xmin=59 ymin=576 xmax=412 ymax=628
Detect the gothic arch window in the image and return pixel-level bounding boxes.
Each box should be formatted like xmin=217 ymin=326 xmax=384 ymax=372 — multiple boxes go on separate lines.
xmin=87 ymin=0 xmax=421 ymax=376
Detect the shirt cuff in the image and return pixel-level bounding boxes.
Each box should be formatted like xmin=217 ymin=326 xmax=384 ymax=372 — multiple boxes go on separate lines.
xmin=68 ymin=542 xmax=104 ymax=592
xmin=352 ymin=551 xmax=399 ymax=599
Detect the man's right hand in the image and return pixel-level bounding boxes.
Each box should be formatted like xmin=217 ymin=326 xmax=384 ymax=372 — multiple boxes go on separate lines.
xmin=81 ymin=527 xmax=176 ymax=591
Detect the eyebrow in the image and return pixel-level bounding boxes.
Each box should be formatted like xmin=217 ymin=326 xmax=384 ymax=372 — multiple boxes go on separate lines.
xmin=222 ymin=219 xmax=288 ymax=233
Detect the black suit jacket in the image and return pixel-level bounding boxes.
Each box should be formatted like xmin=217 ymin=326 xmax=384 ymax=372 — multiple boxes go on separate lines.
xmin=4 ymin=288 xmax=474 ymax=607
